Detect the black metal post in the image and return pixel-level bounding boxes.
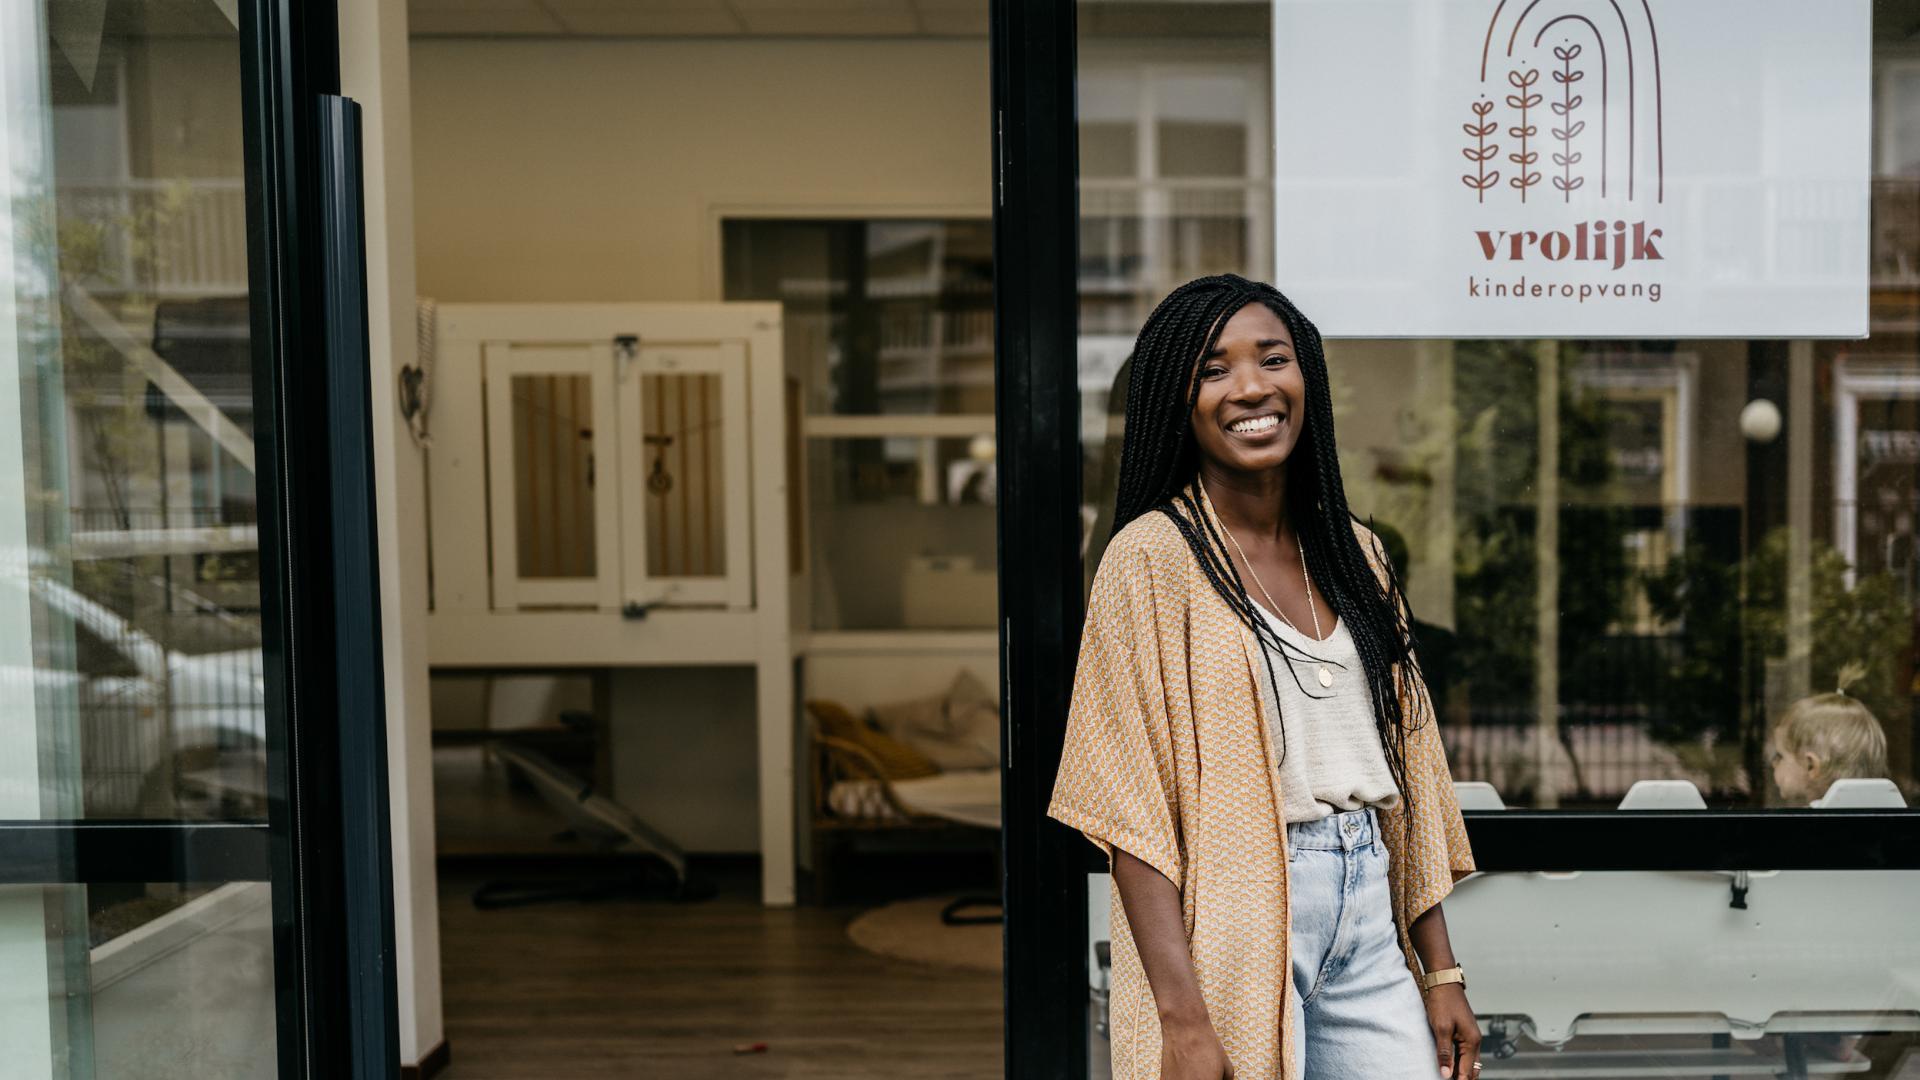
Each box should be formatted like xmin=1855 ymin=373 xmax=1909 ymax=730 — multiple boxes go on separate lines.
xmin=319 ymin=93 xmax=402 ymax=1080
xmin=992 ymin=1 xmax=1089 ymax=1078
xmin=243 ymin=2 xmax=397 ymax=1077
xmin=241 ymin=0 xmax=337 ymax=1073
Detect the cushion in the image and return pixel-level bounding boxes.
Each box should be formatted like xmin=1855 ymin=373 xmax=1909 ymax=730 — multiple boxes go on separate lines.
xmin=828 ymin=778 xmax=909 ymax=822
xmin=807 ymin=699 xmax=938 ymax=781
xmin=869 ymin=671 xmax=1001 ymax=772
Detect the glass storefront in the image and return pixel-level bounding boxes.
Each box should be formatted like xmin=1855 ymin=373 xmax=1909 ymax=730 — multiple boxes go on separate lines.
xmin=1075 ymin=1 xmax=1920 ymax=810
xmin=9 ymin=0 xmax=1918 ymax=1075
xmin=1050 ymin=2 xmax=1920 ymax=1076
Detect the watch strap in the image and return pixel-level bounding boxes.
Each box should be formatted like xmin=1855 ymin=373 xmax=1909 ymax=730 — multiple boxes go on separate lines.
xmin=1419 ymin=965 xmax=1466 ymax=991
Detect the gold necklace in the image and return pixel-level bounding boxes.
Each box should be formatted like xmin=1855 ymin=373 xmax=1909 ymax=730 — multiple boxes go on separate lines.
xmin=1203 ymin=479 xmax=1335 ymax=688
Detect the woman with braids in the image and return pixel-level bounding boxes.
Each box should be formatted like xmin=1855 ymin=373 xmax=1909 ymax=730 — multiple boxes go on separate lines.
xmin=1047 ymin=275 xmax=1480 ymax=1080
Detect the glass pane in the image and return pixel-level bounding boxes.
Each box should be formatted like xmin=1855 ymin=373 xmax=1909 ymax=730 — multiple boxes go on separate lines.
xmin=1072 ymin=2 xmax=1919 ymax=1078
xmin=7 ymin=9 xmax=269 ymax=817
xmin=2 ymin=881 xmax=277 ymax=1077
xmin=722 ymin=218 xmax=995 ymax=415
xmin=640 ymin=370 xmax=724 ymax=579
xmin=1075 ymin=3 xmax=1920 ymax=814
xmin=1083 ymin=867 xmax=1920 ymax=1076
xmin=807 ymin=436 xmax=996 ymax=631
xmin=511 ymin=373 xmax=597 ymax=580
xmin=1 ymin=1 xmax=280 ymax=1073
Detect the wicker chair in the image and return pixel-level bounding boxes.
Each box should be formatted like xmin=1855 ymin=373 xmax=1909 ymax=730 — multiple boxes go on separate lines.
xmin=805 ymin=706 xmax=988 ymax=905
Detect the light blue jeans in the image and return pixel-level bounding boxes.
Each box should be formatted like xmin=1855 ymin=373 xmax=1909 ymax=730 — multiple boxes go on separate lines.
xmin=1286 ymin=806 xmax=1443 ymax=1079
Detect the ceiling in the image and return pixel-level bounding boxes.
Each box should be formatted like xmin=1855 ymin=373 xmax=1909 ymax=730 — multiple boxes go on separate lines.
xmin=407 ymin=0 xmax=989 ymax=37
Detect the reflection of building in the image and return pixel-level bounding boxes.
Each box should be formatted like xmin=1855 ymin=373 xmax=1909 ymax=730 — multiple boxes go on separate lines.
xmin=1835 ymin=359 xmax=1920 ymax=593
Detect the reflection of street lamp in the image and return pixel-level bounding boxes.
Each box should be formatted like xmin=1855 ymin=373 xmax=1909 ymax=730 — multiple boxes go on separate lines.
xmin=1740 ymin=398 xmax=1782 ymax=443
xmin=950 ymin=434 xmax=998 ymax=505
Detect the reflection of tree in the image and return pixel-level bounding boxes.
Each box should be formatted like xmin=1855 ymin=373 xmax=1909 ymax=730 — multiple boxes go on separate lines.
xmin=1452 ymin=344 xmax=1632 ymax=803
xmin=65 ymin=193 xmax=195 ymax=530
xmin=28 ymin=185 xmax=197 ymax=524
xmin=1643 ymin=526 xmax=1912 ymax=769
xmin=20 ymin=185 xmax=190 ymax=612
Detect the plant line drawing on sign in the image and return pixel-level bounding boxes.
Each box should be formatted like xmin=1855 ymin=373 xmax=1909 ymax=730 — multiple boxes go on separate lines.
xmin=1550 ymin=43 xmax=1586 ymax=201
xmin=1467 ymin=0 xmax=1666 ymax=206
xmin=1462 ymin=99 xmax=1501 ymax=202
xmin=1506 ymin=67 xmax=1542 ymax=202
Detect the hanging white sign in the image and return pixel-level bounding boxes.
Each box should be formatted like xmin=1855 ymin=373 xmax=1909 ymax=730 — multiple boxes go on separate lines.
xmin=1272 ymin=0 xmax=1872 ymax=338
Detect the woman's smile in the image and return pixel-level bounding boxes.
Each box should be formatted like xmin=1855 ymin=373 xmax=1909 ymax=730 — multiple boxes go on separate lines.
xmin=1225 ymin=410 xmax=1287 ymax=441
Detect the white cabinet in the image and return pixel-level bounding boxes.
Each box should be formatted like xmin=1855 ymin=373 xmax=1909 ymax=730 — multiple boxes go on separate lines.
xmin=426 ymin=304 xmax=797 ymax=906
xmin=439 ymin=308 xmax=772 ymax=618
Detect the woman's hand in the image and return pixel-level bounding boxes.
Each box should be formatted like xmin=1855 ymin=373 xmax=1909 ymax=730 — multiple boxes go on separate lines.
xmin=1425 ymin=984 xmax=1482 ymax=1078
xmin=1113 ymin=847 xmax=1232 ymax=1077
xmin=1160 ymin=1012 xmax=1235 ymax=1080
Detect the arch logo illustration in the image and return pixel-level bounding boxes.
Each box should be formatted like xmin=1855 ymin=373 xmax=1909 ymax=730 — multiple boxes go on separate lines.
xmin=1462 ymin=0 xmax=1664 ymax=206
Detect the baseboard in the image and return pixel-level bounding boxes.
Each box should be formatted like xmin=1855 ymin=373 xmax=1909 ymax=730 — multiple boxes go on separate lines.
xmin=401 ymin=1039 xmax=450 ymax=1080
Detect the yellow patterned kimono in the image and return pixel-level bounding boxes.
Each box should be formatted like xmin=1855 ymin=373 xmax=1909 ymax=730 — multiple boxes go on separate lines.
xmin=1047 ymin=480 xmax=1476 ymax=1080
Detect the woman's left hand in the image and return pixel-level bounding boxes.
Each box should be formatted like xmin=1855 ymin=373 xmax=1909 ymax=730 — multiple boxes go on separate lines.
xmin=1424 ymin=984 xmax=1482 ymax=1078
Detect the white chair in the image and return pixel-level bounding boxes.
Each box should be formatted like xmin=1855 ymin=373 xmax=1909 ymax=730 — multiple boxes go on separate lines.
xmin=1814 ymin=777 xmax=1908 ymax=809
xmin=1616 ymin=778 xmax=1710 ymax=810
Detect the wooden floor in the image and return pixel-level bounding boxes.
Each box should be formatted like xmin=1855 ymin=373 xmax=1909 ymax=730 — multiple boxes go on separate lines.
xmin=436 ymin=863 xmax=1005 ymax=1079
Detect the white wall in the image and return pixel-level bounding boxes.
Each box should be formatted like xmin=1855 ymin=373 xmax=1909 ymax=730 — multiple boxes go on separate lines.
xmin=410 ymin=37 xmax=991 ymax=303
xmin=341 ymin=0 xmax=444 ymax=1067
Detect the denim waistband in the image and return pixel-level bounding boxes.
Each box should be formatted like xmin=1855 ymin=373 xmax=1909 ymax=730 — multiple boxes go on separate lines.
xmin=1285 ymin=805 xmax=1378 ymax=851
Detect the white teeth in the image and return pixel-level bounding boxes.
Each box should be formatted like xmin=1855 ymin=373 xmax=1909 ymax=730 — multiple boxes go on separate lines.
xmin=1229 ymin=415 xmax=1280 ymax=434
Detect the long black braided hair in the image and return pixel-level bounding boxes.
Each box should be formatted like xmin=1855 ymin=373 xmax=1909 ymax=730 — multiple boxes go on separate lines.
xmin=1108 ymin=273 xmax=1430 ymax=827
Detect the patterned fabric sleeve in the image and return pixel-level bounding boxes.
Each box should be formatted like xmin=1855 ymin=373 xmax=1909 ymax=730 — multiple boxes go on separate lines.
xmin=1047 ymin=532 xmax=1187 ymax=891
xmin=1409 ymin=664 xmax=1478 ymax=888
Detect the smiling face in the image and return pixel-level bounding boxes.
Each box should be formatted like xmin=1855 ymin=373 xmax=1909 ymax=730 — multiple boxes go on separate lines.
xmin=1187 ymin=301 xmax=1307 ymax=477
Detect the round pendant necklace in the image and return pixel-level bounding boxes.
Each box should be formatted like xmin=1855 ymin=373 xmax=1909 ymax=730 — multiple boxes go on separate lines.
xmin=1204 ymin=480 xmax=1336 ymax=689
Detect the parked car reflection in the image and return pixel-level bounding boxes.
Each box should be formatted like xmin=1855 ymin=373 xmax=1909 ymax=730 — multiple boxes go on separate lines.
xmin=37 ymin=572 xmax=267 ymax=820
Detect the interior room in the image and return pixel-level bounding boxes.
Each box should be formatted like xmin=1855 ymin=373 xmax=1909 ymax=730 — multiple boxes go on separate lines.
xmin=405 ymin=6 xmax=1010 ymax=1077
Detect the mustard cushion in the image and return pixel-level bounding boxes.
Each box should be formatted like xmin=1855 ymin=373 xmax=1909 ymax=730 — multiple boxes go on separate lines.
xmin=807 ymin=699 xmax=939 ymax=780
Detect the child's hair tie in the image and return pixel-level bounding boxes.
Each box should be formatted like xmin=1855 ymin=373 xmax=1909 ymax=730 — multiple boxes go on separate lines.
xmin=1835 ymin=660 xmax=1868 ymax=697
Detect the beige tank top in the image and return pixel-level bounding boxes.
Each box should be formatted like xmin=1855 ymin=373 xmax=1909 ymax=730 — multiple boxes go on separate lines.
xmin=1252 ymin=602 xmax=1404 ymax=824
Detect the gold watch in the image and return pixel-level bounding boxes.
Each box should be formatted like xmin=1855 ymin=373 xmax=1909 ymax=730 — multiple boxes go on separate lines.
xmin=1419 ymin=965 xmax=1466 ymax=992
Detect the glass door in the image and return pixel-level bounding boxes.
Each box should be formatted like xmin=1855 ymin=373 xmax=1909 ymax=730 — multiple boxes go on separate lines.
xmin=994 ymin=2 xmax=1920 ymax=1078
xmin=0 ymin=1 xmax=387 ymax=1077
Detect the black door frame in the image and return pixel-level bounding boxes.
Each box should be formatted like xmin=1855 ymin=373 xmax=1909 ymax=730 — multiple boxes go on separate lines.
xmin=247 ymin=0 xmax=399 ymax=1074
xmin=0 ymin=1 xmax=398 ymax=1077
xmin=990 ymin=4 xmax=1920 ymax=1077
xmin=992 ymin=3 xmax=1089 ymax=1079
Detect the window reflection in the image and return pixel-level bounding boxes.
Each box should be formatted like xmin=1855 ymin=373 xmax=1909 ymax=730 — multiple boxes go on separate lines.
xmin=808 ymin=436 xmax=997 ymax=631
xmin=1074 ymin=13 xmax=1920 ymax=815
xmin=42 ymin=32 xmax=265 ymax=824
xmin=724 ymin=220 xmax=997 ymax=632
xmin=1075 ymin=4 xmax=1920 ymax=1077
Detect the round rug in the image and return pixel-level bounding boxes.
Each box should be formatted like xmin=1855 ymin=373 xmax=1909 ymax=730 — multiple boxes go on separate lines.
xmin=846 ymin=894 xmax=1003 ymax=973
